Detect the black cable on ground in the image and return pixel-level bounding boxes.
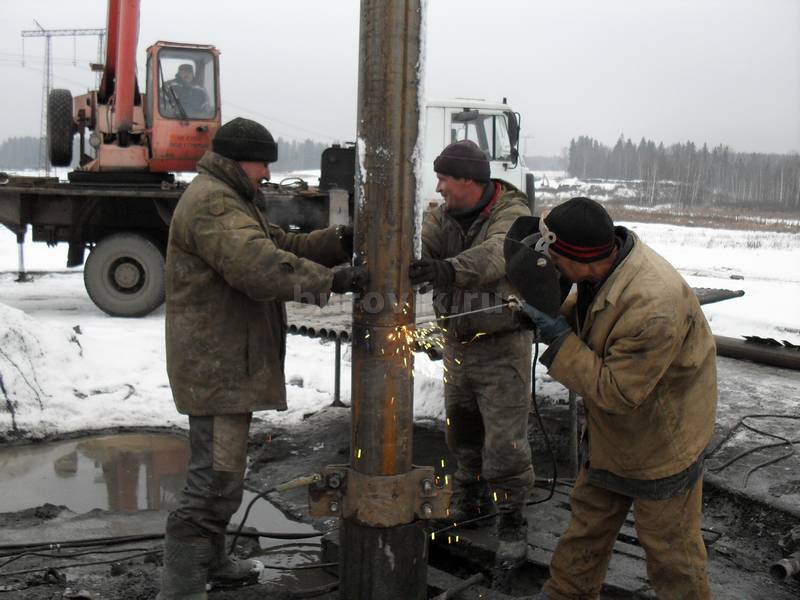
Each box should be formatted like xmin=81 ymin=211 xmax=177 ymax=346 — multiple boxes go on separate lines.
xmin=228 ymin=486 xmax=277 ymax=553
xmin=0 ymin=550 xmax=161 ymax=578
xmin=706 ymin=414 xmax=800 ymax=484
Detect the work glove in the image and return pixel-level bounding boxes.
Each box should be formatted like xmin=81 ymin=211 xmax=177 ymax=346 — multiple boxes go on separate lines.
xmin=409 ymin=258 xmax=455 ymax=292
xmin=516 ymin=301 xmax=571 ymax=344
xmin=331 ymin=265 xmax=369 ymax=294
xmin=337 ymin=225 xmax=354 ymax=257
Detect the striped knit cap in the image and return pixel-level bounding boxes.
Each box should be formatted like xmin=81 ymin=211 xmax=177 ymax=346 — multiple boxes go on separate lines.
xmin=544 ymin=197 xmax=615 ymax=263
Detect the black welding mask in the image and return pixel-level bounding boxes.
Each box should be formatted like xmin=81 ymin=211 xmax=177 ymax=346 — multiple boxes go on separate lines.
xmin=503 ymin=216 xmax=568 ymax=318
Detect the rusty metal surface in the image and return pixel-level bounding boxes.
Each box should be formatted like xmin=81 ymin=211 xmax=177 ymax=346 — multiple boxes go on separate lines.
xmin=308 ymin=466 xmax=451 ymax=527
xmin=350 ymin=0 xmax=423 ymax=479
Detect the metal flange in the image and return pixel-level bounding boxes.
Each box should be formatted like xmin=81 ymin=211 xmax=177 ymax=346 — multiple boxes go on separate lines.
xmin=309 ymin=465 xmax=451 ymax=527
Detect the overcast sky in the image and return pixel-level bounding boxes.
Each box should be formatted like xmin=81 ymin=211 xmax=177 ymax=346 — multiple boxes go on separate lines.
xmin=0 ymin=0 xmax=797 ymax=156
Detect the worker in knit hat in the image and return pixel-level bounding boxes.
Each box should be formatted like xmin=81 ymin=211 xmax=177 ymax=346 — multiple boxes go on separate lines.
xmin=159 ymin=117 xmax=366 ymax=599
xmin=410 ymin=139 xmax=535 ymax=566
xmin=520 ymin=197 xmax=717 ymax=600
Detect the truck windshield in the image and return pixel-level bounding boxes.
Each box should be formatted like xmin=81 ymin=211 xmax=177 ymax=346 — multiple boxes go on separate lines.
xmin=157 ymin=48 xmax=216 ymax=120
xmin=450 ymin=112 xmax=513 ymax=161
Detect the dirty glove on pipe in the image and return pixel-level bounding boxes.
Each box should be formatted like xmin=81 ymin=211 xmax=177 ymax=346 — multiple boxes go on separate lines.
xmin=518 ymin=301 xmax=571 ymax=344
xmin=409 ymin=258 xmax=455 ymax=292
xmin=337 ymin=225 xmax=354 ymax=257
xmin=331 ymin=265 xmax=369 ymax=294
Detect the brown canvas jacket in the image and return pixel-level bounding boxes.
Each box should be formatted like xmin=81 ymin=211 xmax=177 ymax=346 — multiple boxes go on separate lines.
xmin=421 ymin=180 xmax=531 ymax=342
xmin=165 ymin=151 xmax=347 ymax=415
xmin=548 ymin=232 xmax=717 ymax=479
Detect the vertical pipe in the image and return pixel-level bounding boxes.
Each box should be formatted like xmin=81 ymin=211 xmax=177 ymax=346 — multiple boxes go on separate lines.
xmin=341 ymin=1 xmax=426 ymax=598
xmin=15 ymin=228 xmax=29 ymax=283
xmin=332 ymin=336 xmax=343 ymax=407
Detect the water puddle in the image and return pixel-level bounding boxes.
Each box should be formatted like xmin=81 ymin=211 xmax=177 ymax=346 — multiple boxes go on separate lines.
xmin=0 ymin=433 xmax=319 ymax=548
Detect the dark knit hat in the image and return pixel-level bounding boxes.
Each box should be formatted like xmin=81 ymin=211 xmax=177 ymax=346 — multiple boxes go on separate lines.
xmin=212 ymin=117 xmax=278 ymax=163
xmin=544 ymin=197 xmax=615 ymax=263
xmin=433 ymin=140 xmax=490 ymax=182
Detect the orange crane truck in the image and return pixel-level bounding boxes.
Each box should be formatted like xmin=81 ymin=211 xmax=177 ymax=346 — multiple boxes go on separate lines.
xmin=0 ymin=0 xmax=352 ymax=317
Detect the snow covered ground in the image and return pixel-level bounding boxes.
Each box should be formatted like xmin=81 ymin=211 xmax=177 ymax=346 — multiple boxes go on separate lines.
xmin=1 ymin=195 xmax=799 ymax=439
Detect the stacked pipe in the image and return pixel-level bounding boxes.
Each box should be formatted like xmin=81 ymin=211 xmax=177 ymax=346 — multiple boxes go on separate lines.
xmin=287 ymin=323 xmax=351 ymax=343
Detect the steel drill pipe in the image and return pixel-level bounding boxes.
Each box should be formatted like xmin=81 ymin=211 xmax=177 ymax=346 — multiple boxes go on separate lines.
xmin=342 ymin=0 xmax=427 ymax=598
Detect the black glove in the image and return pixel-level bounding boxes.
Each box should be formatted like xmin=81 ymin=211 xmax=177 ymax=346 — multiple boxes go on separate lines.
xmin=518 ymin=302 xmax=571 ymax=344
xmin=337 ymin=225 xmax=354 ymax=257
xmin=409 ymin=259 xmax=455 ymax=291
xmin=331 ymin=265 xmax=369 ymax=294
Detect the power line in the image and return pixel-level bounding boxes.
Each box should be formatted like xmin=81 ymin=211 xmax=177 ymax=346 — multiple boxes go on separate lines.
xmin=20 ymin=20 xmax=105 ymax=175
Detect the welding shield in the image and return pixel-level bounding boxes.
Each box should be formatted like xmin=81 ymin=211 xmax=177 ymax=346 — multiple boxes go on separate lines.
xmin=504 ymin=216 xmax=566 ymax=318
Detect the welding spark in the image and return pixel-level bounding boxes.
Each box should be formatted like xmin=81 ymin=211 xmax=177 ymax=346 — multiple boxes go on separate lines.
xmin=440 ymin=458 xmax=445 ymax=468
xmin=446 ymin=417 xmax=451 ymax=427
xmin=357 ymin=448 xmax=362 ymax=459
xmin=493 ymin=492 xmax=498 ymax=503
xmin=431 ymin=532 xmax=436 ymax=541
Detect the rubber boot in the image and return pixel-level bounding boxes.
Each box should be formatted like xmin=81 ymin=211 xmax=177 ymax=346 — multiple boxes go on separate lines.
xmin=157 ymin=534 xmax=211 ymax=600
xmin=438 ymin=480 xmax=497 ymax=528
xmin=207 ymin=533 xmax=263 ymax=589
xmin=495 ymin=509 xmax=528 ymax=567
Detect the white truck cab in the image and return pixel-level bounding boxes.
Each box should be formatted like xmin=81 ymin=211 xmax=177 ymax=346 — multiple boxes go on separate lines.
xmin=422 ymin=97 xmax=534 ymax=207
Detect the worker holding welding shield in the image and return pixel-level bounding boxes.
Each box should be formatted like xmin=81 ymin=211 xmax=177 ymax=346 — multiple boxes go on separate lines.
xmin=507 ymin=197 xmax=716 ymax=600
xmin=410 ymin=139 xmax=535 ymax=567
xmin=159 ymin=117 xmax=366 ymax=599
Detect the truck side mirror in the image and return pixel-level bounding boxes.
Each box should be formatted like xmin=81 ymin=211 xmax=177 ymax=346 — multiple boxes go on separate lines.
xmin=505 ymin=110 xmax=520 ymax=167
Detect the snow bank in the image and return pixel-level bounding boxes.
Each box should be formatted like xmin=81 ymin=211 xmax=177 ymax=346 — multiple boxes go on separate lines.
xmin=0 ymin=303 xmax=87 ymax=436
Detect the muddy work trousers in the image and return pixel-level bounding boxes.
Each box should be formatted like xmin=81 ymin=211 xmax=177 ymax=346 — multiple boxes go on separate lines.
xmin=543 ymin=467 xmax=710 ymax=600
xmin=443 ymin=329 xmax=534 ymax=512
xmin=165 ymin=413 xmax=252 ymax=542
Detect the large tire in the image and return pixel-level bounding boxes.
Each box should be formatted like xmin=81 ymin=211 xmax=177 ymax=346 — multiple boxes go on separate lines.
xmin=48 ymin=89 xmax=75 ymax=167
xmin=84 ymin=233 xmax=165 ymax=317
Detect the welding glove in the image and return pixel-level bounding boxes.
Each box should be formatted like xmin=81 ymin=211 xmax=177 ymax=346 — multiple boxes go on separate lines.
xmin=409 ymin=258 xmax=455 ymax=293
xmin=331 ymin=265 xmax=369 ymax=294
xmin=337 ymin=224 xmax=354 ymax=257
xmin=517 ymin=301 xmax=571 ymax=344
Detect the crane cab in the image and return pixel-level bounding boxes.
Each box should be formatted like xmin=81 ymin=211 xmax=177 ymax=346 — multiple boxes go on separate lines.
xmin=145 ymin=42 xmax=221 ymax=173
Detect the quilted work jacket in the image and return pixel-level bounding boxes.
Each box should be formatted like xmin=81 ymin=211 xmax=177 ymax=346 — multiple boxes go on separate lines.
xmin=165 ymin=151 xmax=346 ymax=415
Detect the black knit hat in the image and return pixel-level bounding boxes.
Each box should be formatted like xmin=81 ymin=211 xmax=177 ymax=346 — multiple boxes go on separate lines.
xmin=212 ymin=117 xmax=278 ymax=163
xmin=544 ymin=197 xmax=615 ymax=263
xmin=433 ymin=140 xmax=490 ymax=182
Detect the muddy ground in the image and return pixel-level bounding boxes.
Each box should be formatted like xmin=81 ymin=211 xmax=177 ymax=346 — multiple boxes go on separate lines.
xmin=1 ymin=403 xmax=800 ymax=599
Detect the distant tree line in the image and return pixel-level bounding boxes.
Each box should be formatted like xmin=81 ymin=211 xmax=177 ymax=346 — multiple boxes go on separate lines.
xmin=0 ymin=135 xmax=332 ymax=172
xmin=0 ymin=137 xmax=43 ymax=170
xmin=272 ymin=137 xmax=331 ymax=172
xmin=568 ymin=135 xmax=800 ymax=210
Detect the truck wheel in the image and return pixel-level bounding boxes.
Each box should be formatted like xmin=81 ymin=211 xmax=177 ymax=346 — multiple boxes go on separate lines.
xmin=48 ymin=89 xmax=75 ymax=167
xmin=84 ymin=233 xmax=165 ymax=317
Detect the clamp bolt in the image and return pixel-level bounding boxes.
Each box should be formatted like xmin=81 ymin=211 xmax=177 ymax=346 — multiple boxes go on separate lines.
xmin=422 ymin=479 xmax=434 ymax=494
xmin=329 ymin=501 xmax=340 ymax=513
xmin=421 ymin=503 xmax=433 ymax=518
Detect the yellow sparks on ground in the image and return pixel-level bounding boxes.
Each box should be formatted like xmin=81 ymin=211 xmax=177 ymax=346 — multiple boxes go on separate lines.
xmin=443 ymin=377 xmax=448 ymax=384
xmin=448 ymin=536 xmax=452 ymax=545
xmin=430 ymin=532 xmax=436 ymax=541
xmin=455 ymin=535 xmax=460 ymax=543
xmin=455 ymin=358 xmax=462 ymax=365
xmin=364 ymin=332 xmax=370 ymax=339
xmin=446 ymin=417 xmax=451 ymax=427
xmin=493 ymin=491 xmax=498 ymax=502
xmin=444 ymin=474 xmax=449 ymax=486
xmin=440 ymin=458 xmax=445 ymax=468
xmin=357 ymin=448 xmax=362 ymax=459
